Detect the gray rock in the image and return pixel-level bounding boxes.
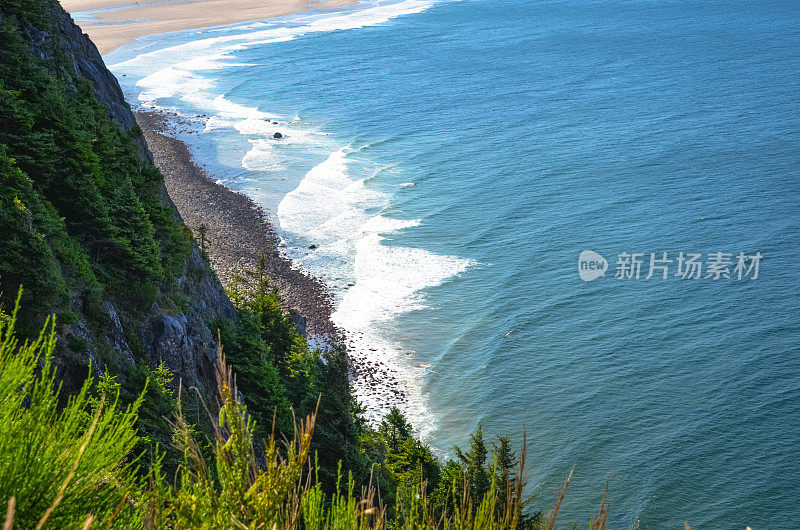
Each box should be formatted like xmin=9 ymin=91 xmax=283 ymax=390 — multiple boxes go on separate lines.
xmin=141 ymin=307 xmax=218 ymax=393
xmin=103 ymin=301 xmax=135 ymax=364
xmin=288 ymin=307 xmax=307 ymax=337
xmin=183 ymin=248 xmax=238 ymax=322
xmin=75 ymin=322 xmax=100 ymax=366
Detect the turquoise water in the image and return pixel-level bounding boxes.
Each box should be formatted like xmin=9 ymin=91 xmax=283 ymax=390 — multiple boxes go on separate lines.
xmin=107 ymin=0 xmax=800 ymax=526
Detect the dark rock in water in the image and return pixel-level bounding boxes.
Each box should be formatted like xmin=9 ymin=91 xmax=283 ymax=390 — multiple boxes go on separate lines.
xmin=309 ymin=244 xmax=317 ymax=250
xmin=273 ymin=132 xmax=283 ymax=139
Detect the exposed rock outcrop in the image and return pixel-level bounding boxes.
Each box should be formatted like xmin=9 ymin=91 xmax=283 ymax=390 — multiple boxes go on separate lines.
xmin=103 ymin=301 xmax=135 ymax=365
xmin=139 ymin=248 xmax=237 ymax=391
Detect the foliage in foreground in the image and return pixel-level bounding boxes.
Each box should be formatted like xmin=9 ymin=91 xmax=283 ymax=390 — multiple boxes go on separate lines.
xmin=216 ymin=257 xmax=370 ymax=491
xmin=0 ymin=292 xmax=144 ymax=528
xmin=0 ymin=296 xmax=621 ymax=529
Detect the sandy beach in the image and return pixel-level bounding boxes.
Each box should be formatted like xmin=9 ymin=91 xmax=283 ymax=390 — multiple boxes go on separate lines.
xmin=59 ymin=0 xmax=358 ymax=54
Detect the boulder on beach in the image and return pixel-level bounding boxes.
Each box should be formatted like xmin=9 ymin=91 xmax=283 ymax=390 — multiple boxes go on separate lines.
xmin=273 ymin=132 xmax=283 ymax=139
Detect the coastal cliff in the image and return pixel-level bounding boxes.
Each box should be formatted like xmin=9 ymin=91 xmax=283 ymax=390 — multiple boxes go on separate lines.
xmin=0 ymin=0 xmax=235 ymax=400
xmin=21 ymin=1 xmax=137 ymax=132
xmin=0 ymin=0 xmax=366 ymax=488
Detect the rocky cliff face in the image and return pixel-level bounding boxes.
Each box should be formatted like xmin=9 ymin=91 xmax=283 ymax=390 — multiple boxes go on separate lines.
xmin=61 ymin=246 xmax=237 ymax=396
xmin=14 ymin=2 xmax=238 ymax=397
xmin=139 ymin=248 xmax=237 ymax=391
xmin=18 ymin=2 xmax=152 ymax=160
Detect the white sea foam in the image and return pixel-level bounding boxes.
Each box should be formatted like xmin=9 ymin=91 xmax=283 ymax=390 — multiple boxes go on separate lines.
xmin=242 ymin=139 xmax=282 ymax=171
xmin=278 ymin=148 xmax=474 ymax=433
xmin=112 ymin=0 xmax=438 ymax=107
xmin=335 ymin=218 xmax=472 ymax=329
xmin=109 ymin=0 xmax=440 ymax=184
xmin=279 ymin=149 xmax=380 ymax=240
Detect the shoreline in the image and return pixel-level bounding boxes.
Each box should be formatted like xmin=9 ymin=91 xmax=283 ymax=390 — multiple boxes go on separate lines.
xmin=74 ymin=0 xmax=429 ymax=424
xmin=60 ymin=0 xmax=359 ymax=55
xmin=135 ymin=109 xmax=410 ymax=418
xmin=136 ymin=110 xmax=337 ymax=338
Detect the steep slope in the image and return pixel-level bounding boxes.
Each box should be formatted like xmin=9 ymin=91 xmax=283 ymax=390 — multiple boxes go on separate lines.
xmin=0 ymin=0 xmax=235 ymax=403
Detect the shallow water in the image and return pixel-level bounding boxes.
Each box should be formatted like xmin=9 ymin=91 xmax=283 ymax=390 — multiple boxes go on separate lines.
xmin=108 ymin=0 xmax=800 ymax=526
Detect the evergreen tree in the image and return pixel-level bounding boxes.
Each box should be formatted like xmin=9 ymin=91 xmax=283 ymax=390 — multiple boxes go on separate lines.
xmin=456 ymin=423 xmax=490 ymax=505
xmin=379 ymin=407 xmax=413 ymax=453
xmin=493 ymin=435 xmax=518 ymax=511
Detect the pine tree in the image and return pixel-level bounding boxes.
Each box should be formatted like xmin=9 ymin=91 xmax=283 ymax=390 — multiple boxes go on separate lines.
xmin=379 ymin=407 xmax=413 ymax=454
xmin=456 ymin=423 xmax=490 ymax=505
xmin=493 ymin=435 xmax=518 ymax=511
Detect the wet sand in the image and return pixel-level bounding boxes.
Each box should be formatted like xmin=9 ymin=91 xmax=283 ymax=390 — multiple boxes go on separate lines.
xmin=60 ymin=0 xmax=358 ymax=54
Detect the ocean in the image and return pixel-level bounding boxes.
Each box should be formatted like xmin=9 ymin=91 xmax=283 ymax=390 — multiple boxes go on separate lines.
xmin=105 ymin=0 xmax=800 ymax=526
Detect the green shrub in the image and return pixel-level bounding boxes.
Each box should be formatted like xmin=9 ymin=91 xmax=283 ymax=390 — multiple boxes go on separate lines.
xmin=149 ymin=346 xmax=535 ymax=530
xmin=0 ymin=291 xmax=144 ymax=528
xmin=0 ymin=295 xmax=616 ymax=529
xmin=55 ymin=310 xmax=78 ymax=325
xmin=129 ymin=280 xmax=158 ymax=312
xmin=67 ymin=335 xmax=87 ymax=353
xmin=222 ymin=262 xmax=371 ymax=491
xmin=121 ymin=360 xmax=179 ymax=468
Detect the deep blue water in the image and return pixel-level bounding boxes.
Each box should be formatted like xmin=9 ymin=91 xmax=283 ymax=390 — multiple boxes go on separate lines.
xmin=107 ymin=0 xmax=800 ymax=526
